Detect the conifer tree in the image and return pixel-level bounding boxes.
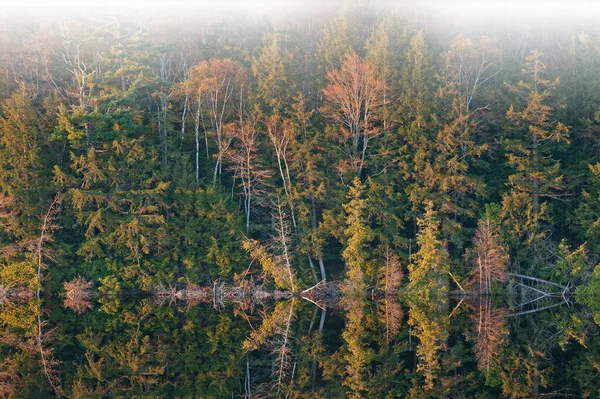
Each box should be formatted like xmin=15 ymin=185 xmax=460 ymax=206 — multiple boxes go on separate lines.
xmin=501 ymin=50 xmax=570 ymax=243
xmin=406 ymin=202 xmax=449 ymax=389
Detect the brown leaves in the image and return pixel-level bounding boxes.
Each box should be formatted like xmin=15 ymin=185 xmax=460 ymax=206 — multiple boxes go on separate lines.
xmin=322 ymin=51 xmax=385 ymax=138
xmin=63 ymin=276 xmax=94 ymax=314
xmin=471 ymin=215 xmax=509 ymax=293
xmin=182 ymin=58 xmax=248 ymax=104
xmin=470 ymin=302 xmax=509 ymax=374
xmin=380 ymin=245 xmax=403 ymax=295
xmin=321 ymin=50 xmax=385 ymax=174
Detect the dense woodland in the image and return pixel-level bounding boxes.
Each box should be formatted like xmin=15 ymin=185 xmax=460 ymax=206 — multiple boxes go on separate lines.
xmin=2 ymin=1 xmax=600 ymax=397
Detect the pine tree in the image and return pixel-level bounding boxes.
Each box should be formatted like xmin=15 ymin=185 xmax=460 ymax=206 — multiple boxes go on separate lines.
xmin=406 ymin=202 xmax=450 ymax=389
xmin=501 ymin=50 xmax=570 ymax=244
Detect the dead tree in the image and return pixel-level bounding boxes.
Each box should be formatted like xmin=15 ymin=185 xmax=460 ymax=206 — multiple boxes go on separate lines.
xmin=265 ymin=115 xmax=298 ymax=230
xmin=273 ymin=298 xmax=295 ymax=395
xmin=63 ymin=277 xmax=94 ymax=314
xmin=181 ymin=59 xmax=248 ymax=186
xmin=470 ymin=299 xmax=509 ymax=374
xmin=226 ymin=120 xmax=273 ymax=232
xmin=271 ymin=197 xmax=296 ymax=292
xmin=35 ymin=195 xmax=65 ymax=397
xmin=471 ymin=215 xmax=509 ymax=294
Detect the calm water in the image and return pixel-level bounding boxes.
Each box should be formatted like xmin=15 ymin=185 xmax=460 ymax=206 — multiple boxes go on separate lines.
xmin=3 ymin=276 xmax=595 ymax=398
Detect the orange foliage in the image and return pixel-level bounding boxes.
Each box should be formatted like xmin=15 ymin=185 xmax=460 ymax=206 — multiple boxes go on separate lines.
xmin=321 ymin=50 xmax=385 ymax=174
xmin=63 ymin=277 xmax=93 ymax=314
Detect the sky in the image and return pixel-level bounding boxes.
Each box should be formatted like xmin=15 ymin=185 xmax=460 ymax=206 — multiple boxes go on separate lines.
xmin=0 ymin=0 xmax=597 ymax=9
xmin=1 ymin=0 xmax=599 ymax=21
xmin=0 ymin=0 xmax=302 ymax=10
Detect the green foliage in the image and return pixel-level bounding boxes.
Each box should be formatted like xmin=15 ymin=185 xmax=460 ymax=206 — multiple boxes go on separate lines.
xmin=2 ymin=5 xmax=600 ymax=398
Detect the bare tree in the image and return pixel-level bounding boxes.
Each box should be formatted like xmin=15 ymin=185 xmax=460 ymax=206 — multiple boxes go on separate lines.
xmin=273 ymin=298 xmax=295 ymax=395
xmin=179 ymin=59 xmax=248 ymax=185
xmin=57 ymin=24 xmax=98 ymax=148
xmin=265 ymin=115 xmax=298 ymax=230
xmin=378 ymin=245 xmax=403 ymax=343
xmin=441 ymin=34 xmax=502 ymax=112
xmin=225 ymin=119 xmax=273 ymax=232
xmin=380 ymin=244 xmax=402 ymax=296
xmin=271 ymin=197 xmax=296 ymax=292
xmin=35 ymin=194 xmax=64 ymax=397
xmin=242 ymin=299 xmax=297 ymax=396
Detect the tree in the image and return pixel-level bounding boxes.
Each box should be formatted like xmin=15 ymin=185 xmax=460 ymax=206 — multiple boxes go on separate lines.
xmin=271 ymin=197 xmax=296 ymax=292
xmin=574 ymin=162 xmax=600 ymax=253
xmin=406 ymin=203 xmax=450 ymax=389
xmin=398 ymin=31 xmax=432 ymax=131
xmin=501 ymin=50 xmax=570 ymax=243
xmin=176 ymin=59 xmax=248 ymax=185
xmin=378 ymin=245 xmax=403 ymax=344
xmin=265 ymin=115 xmax=298 ymax=230
xmin=321 ymin=51 xmax=385 ymax=176
xmin=470 ymin=302 xmax=509 ymax=374
xmin=339 ymin=177 xmax=376 ymax=289
xmin=365 ymin=21 xmax=395 ymax=134
xmin=471 ymin=213 xmax=509 ymax=294
xmin=225 ymin=119 xmax=273 ymax=232
xmin=317 ymin=10 xmax=353 ymax=70
xmin=63 ymin=276 xmax=94 ymax=314
xmin=441 ymin=34 xmax=501 ymax=112
xmin=498 ymin=346 xmax=550 ymax=398
xmin=404 ymin=110 xmax=487 ymax=246
xmin=0 ymin=86 xmax=46 ymax=214
xmin=242 ymin=299 xmax=297 ymax=395
xmin=251 ymin=33 xmax=297 ymax=116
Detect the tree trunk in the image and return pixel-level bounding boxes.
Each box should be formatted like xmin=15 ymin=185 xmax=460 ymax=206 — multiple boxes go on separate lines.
xmin=195 ymin=105 xmax=201 ymax=184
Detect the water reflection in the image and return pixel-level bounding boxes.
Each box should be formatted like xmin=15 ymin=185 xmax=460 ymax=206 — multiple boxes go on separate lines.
xmin=0 ymin=272 xmax=590 ymax=398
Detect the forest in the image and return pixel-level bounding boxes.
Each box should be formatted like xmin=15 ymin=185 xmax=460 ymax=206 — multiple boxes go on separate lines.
xmin=2 ymin=0 xmax=600 ymax=397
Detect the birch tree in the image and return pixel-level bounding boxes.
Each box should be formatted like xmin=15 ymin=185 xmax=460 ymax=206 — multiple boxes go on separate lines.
xmin=321 ymin=51 xmax=385 ymax=176
xmin=179 ymin=59 xmax=248 ymax=185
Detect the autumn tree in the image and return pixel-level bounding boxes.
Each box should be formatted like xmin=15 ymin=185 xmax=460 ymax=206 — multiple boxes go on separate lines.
xmin=321 ymin=51 xmax=385 ymax=176
xmin=469 ymin=301 xmax=509 ymax=375
xmin=63 ymin=276 xmax=94 ymax=314
xmin=175 ymin=58 xmax=248 ymax=185
xmin=441 ymin=34 xmax=502 ymax=113
xmin=471 ymin=212 xmax=509 ymax=294
xmin=225 ymin=119 xmax=273 ymax=232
